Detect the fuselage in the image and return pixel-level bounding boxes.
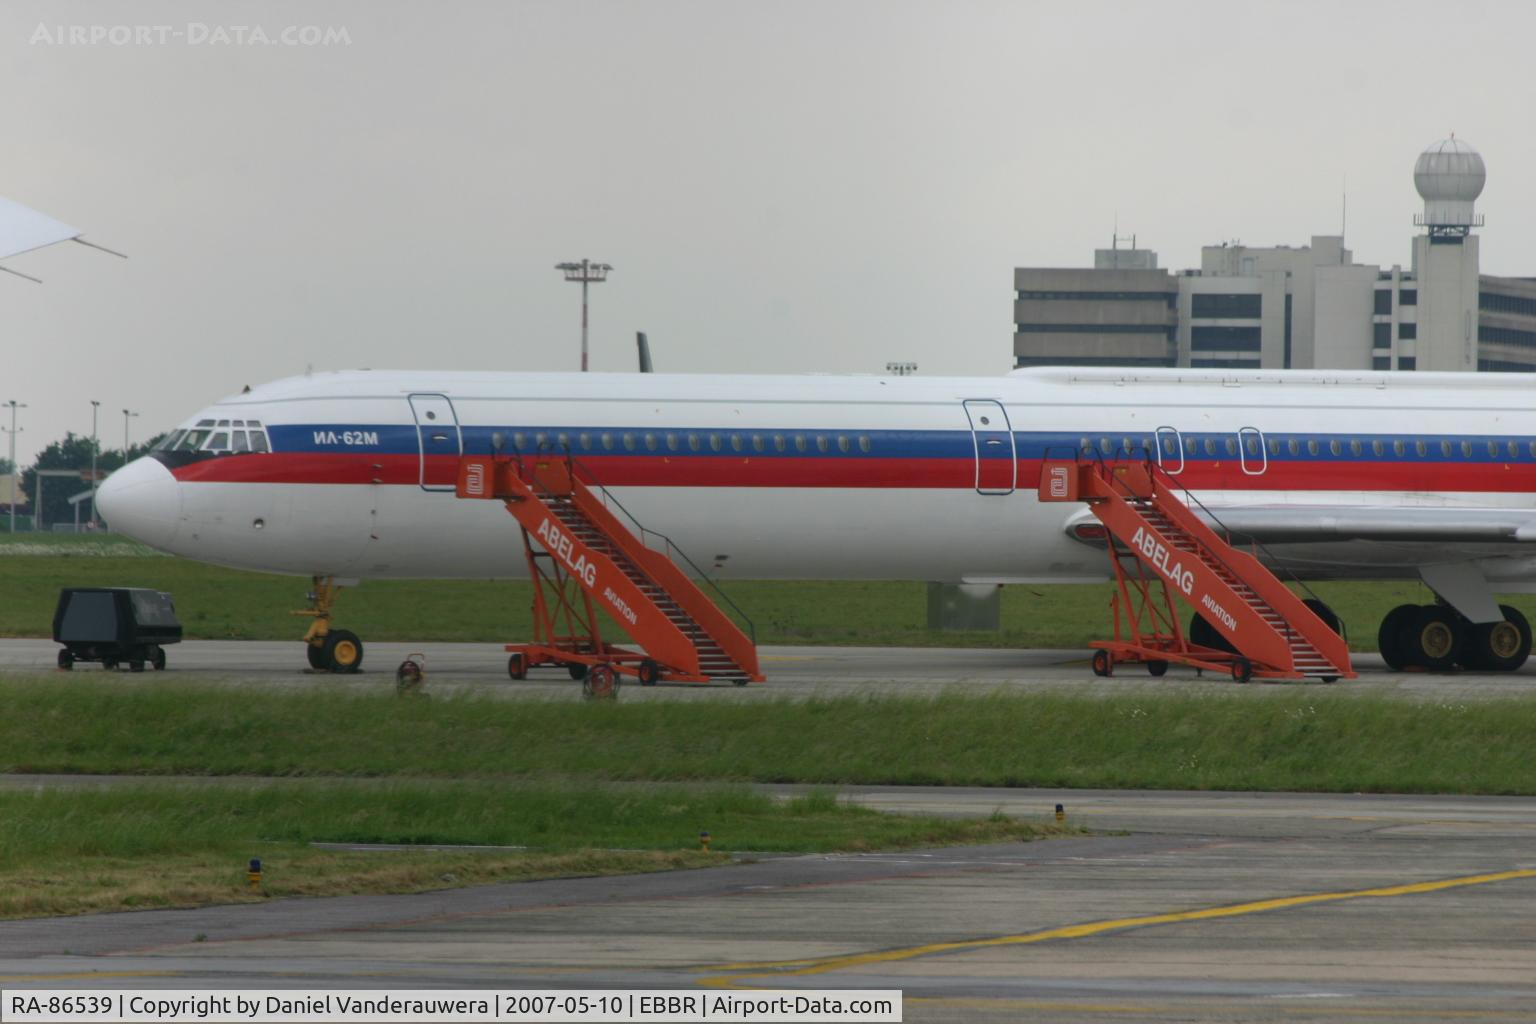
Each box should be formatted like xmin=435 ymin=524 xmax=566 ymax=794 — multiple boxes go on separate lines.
xmin=97 ymin=367 xmax=1536 ymax=585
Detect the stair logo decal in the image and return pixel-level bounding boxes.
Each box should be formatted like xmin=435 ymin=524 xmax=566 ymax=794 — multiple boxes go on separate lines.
xmin=1129 ymin=525 xmax=1195 ymax=596
xmin=535 ymin=517 xmax=598 ymax=587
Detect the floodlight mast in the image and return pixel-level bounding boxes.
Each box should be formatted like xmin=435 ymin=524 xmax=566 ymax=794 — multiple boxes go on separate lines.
xmin=90 ymin=399 xmax=100 ymax=528
xmin=3 ymin=400 xmax=24 ymax=534
xmin=122 ymin=409 xmax=139 ymax=462
xmin=555 ymin=259 xmax=612 ymax=372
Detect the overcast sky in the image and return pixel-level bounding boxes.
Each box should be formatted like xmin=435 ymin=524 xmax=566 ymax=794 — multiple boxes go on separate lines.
xmin=3 ymin=0 xmax=1534 ymax=459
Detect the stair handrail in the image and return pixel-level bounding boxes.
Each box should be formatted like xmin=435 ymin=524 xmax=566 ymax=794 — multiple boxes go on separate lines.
xmin=1084 ymin=448 xmax=1345 ymax=653
xmin=514 ymin=439 xmax=758 ymax=645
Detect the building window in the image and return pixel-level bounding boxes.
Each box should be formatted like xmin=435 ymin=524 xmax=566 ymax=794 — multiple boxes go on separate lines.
xmin=1015 ymin=323 xmax=1168 ymax=334
xmin=1191 ymin=357 xmax=1261 ymax=368
xmin=1398 ymin=323 xmax=1417 ymax=340
xmin=1480 ymin=326 xmax=1536 ymax=350
xmin=1481 ymin=291 xmax=1536 ymax=317
xmin=1373 ymin=290 xmax=1393 ymax=315
xmin=1373 ymin=323 xmax=1391 ymax=346
xmin=1373 ymin=357 xmax=1392 ymax=370
xmin=1191 ymin=325 xmax=1261 ymax=352
xmin=1399 ymin=289 xmax=1417 ymax=306
xmin=1191 ymin=293 xmax=1262 ymax=318
xmin=1400 ymin=357 xmax=1417 ymax=370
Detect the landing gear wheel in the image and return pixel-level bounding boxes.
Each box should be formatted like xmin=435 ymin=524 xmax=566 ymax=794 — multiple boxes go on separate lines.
xmin=1091 ymin=650 xmax=1113 ymax=677
xmin=637 ymin=659 xmax=661 ymax=686
xmin=507 ymin=653 xmax=527 ymax=680
xmin=1146 ymin=659 xmax=1169 ymax=677
xmin=582 ymin=665 xmax=618 ymax=700
xmin=306 ymin=643 xmax=328 ymax=670
xmin=1402 ymin=605 xmax=1462 ymax=671
xmin=322 ymin=629 xmax=364 ymax=674
xmin=101 ymin=657 xmax=118 ymax=672
xmin=1464 ymin=604 xmax=1532 ymax=673
xmin=57 ymin=649 xmax=73 ymax=671
xmin=1302 ymin=598 xmax=1343 ymax=636
xmin=149 ymin=645 xmax=166 ymax=672
xmin=1230 ymin=656 xmax=1253 ymax=683
xmin=128 ymin=660 xmax=145 ymax=673
xmin=1378 ymin=604 xmax=1418 ymax=671
xmin=567 ymin=663 xmax=588 ymax=681
xmin=1190 ymin=614 xmax=1236 ymax=653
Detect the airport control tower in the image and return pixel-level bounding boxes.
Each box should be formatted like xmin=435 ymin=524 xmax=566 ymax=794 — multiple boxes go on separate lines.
xmin=1412 ymin=137 xmax=1485 ymax=371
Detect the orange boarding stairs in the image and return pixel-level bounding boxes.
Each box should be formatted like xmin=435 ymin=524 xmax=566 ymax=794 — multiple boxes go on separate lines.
xmin=455 ymin=451 xmax=763 ymax=687
xmin=1040 ymin=456 xmax=1355 ymax=682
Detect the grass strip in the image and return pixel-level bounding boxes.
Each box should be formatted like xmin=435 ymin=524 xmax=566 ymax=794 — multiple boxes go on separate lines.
xmin=0 ymin=780 xmax=1064 ymax=918
xmin=0 ymin=536 xmax=1494 ymax=649
xmin=2 ymin=679 xmax=1533 ymax=794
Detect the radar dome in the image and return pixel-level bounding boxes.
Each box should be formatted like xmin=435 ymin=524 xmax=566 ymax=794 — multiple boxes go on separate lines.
xmin=1415 ymin=138 xmax=1485 ymax=201
xmin=1414 ymin=137 xmax=1485 ymax=228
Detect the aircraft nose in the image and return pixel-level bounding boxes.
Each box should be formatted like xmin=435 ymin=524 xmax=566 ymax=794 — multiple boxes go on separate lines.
xmin=97 ymin=456 xmax=182 ymax=550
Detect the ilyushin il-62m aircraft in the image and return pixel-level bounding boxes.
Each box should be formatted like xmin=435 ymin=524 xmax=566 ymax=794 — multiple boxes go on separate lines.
xmin=96 ymin=366 xmax=1536 ymax=679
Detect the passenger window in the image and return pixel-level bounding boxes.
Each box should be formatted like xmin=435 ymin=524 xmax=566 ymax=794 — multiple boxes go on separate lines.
xmin=534 ymin=431 xmax=548 ymax=446
xmin=250 ymin=431 xmax=269 ymax=453
xmin=666 ymin=433 xmax=678 ymax=452
xmin=859 ymin=436 xmax=872 ymax=453
xmin=232 ymin=432 xmax=250 ymax=453
xmin=1100 ymin=437 xmax=1113 ymax=454
xmin=731 ymin=435 xmax=744 ymax=452
xmin=644 ymin=433 xmax=657 ymax=451
xmin=1508 ymin=440 xmax=1518 ymax=458
xmin=838 ymin=436 xmax=850 ymax=453
xmin=1287 ymin=439 xmax=1299 ymax=456
xmin=688 ymin=434 xmax=701 ymax=452
xmin=1461 ymin=441 xmax=1473 ymax=458
xmin=752 ymin=435 xmax=765 ymax=453
xmin=623 ymin=433 xmax=636 ymax=451
xmin=795 ymin=436 xmax=808 ymax=453
xmin=512 ymin=432 xmax=526 ymax=449
xmin=578 ymin=433 xmax=591 ymax=450
xmin=1371 ymin=440 xmax=1383 ymax=457
xmin=774 ymin=435 xmax=786 ymax=452
xmin=601 ymin=433 xmax=614 ymax=451
xmin=1245 ymin=437 xmax=1258 ymax=455
xmin=709 ymin=434 xmax=722 ymax=452
xmin=1204 ymin=438 xmax=1216 ymax=456
xmin=1329 ymin=440 xmax=1341 ymax=456
xmin=1266 ymin=439 xmax=1278 ymax=455
xmin=1415 ymin=440 xmax=1426 ymax=457
xmin=1486 ymin=441 xmax=1497 ymax=458
xmin=556 ymin=432 xmax=569 ymax=448
xmin=816 ymin=436 xmax=829 ymax=453
xmin=1349 ymin=440 xmax=1362 ymax=457
xmin=1393 ymin=440 xmax=1405 ymax=456
xmin=1224 ymin=438 xmax=1237 ymax=456
xmin=1162 ymin=436 xmax=1176 ymax=455
xmin=1307 ymin=440 xmax=1319 ymax=456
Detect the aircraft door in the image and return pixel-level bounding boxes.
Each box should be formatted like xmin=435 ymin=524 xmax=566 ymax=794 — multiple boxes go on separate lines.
xmin=408 ymin=393 xmax=463 ymax=492
xmin=1155 ymin=426 xmax=1184 ymax=475
xmin=1238 ymin=426 xmax=1267 ymax=475
xmin=962 ymin=399 xmax=1016 ymax=495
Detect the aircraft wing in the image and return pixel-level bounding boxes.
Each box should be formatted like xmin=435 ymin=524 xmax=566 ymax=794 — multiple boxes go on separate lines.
xmin=1066 ymin=505 xmax=1536 ymax=546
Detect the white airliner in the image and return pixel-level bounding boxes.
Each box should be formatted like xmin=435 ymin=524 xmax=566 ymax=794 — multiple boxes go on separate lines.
xmin=96 ymin=366 xmax=1536 ymax=675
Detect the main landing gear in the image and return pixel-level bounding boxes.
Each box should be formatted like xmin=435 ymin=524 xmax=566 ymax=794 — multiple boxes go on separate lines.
xmin=1378 ymin=602 xmax=1532 ymax=673
xmin=293 ymin=575 xmax=365 ymax=674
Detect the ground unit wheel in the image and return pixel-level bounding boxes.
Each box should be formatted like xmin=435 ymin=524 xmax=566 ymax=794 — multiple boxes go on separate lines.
xmin=323 ymin=629 xmax=364 ymax=674
xmin=128 ymin=660 xmax=145 ymax=673
xmin=507 ymin=653 xmax=527 ymax=680
xmin=101 ymin=657 xmax=118 ymax=671
xmin=1146 ymin=659 xmax=1169 ymax=677
xmin=1402 ymin=605 xmax=1462 ymax=671
xmin=1463 ymin=604 xmax=1532 ymax=673
xmin=306 ymin=642 xmax=328 ymax=670
xmin=57 ymin=649 xmax=74 ymax=671
xmin=637 ymin=659 xmax=661 ymax=686
xmin=1230 ymin=656 xmax=1253 ymax=683
xmin=1090 ymin=650 xmax=1112 ymax=677
xmin=1377 ymin=603 xmax=1418 ymax=670
xmin=149 ymin=645 xmax=166 ymax=671
xmin=567 ymin=663 xmax=588 ymax=681
xmin=733 ymin=678 xmax=751 ymax=687
xmin=582 ymin=665 xmax=618 ymax=700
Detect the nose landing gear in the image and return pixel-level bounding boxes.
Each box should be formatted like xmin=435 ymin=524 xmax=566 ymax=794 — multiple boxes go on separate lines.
xmin=293 ymin=575 xmax=365 ymax=673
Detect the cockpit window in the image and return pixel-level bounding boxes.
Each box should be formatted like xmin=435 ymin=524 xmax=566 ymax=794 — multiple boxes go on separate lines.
xmin=250 ymin=431 xmax=269 ymax=453
xmin=178 ymin=430 xmax=210 ymax=451
xmin=205 ymin=432 xmax=229 ymax=450
xmin=154 ymin=431 xmax=184 ymax=451
xmin=232 ymin=431 xmax=250 ymax=453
